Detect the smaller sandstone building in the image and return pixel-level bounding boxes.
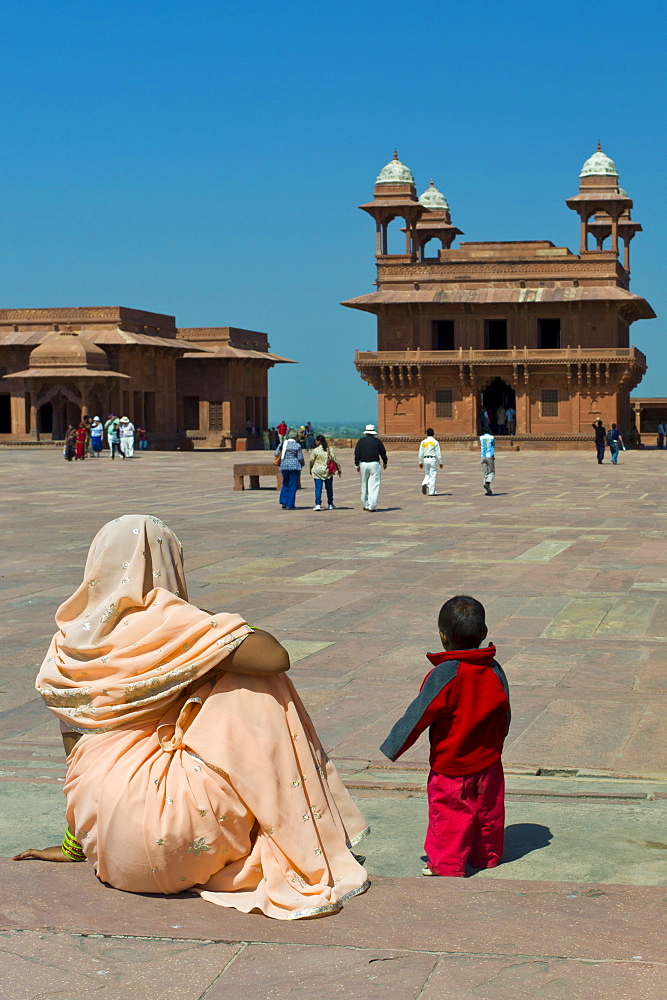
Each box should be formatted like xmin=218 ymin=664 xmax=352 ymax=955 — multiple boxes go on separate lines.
xmin=344 ymin=147 xmax=655 ymax=447
xmin=0 ymin=307 xmax=293 ymax=448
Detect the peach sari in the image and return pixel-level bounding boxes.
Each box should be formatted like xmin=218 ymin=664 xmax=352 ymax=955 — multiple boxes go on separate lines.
xmin=36 ymin=515 xmax=369 ymax=919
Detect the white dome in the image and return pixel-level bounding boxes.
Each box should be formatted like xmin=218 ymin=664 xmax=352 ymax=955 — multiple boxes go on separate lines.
xmin=418 ymin=179 xmax=449 ymax=210
xmin=376 ymin=150 xmax=415 ymax=185
xmin=580 ymin=144 xmax=618 ymax=178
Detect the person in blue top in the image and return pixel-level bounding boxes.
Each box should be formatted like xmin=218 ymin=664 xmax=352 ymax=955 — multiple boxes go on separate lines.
xmin=479 ymin=432 xmax=495 ymax=495
xmin=606 ymin=423 xmax=625 ymax=465
xmin=274 ymin=429 xmax=304 ymax=509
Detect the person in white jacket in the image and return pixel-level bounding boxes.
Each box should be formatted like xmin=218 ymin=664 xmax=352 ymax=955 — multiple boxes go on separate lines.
xmin=418 ymin=429 xmax=443 ymax=496
xmin=119 ymin=417 xmax=136 ymax=458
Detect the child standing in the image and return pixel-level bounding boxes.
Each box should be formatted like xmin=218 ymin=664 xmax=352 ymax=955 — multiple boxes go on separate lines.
xmin=380 ymin=595 xmax=510 ymax=877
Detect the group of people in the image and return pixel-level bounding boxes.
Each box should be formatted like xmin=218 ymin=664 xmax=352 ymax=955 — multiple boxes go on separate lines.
xmin=16 ymin=515 xmax=509 ymax=912
xmin=274 ymin=430 xmax=342 ymax=510
xmin=592 ymin=419 xmax=626 ymax=465
xmin=63 ymin=415 xmax=148 ymax=461
xmin=480 ymin=404 xmax=515 ymax=436
xmin=248 ymin=421 xmax=318 ymax=452
xmin=274 ymin=423 xmax=499 ymax=511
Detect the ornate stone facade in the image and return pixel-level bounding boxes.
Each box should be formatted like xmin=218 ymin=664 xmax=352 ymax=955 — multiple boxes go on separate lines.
xmin=0 ymin=307 xmax=294 ymax=448
xmin=343 ymin=149 xmax=655 ymax=448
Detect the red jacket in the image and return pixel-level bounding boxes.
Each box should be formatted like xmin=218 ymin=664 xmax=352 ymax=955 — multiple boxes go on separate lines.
xmin=380 ymin=645 xmax=510 ymax=776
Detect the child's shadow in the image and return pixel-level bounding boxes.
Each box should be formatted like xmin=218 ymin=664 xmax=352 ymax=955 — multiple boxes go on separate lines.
xmin=500 ymin=822 xmax=553 ymax=863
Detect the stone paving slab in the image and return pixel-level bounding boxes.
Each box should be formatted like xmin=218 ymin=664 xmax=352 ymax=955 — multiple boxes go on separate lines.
xmin=0 ymin=929 xmax=241 ymax=1000
xmin=204 ymin=943 xmax=437 ymax=1000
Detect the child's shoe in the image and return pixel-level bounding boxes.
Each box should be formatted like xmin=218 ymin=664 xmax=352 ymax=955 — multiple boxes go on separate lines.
xmin=313 ymin=504 xmax=322 ymax=510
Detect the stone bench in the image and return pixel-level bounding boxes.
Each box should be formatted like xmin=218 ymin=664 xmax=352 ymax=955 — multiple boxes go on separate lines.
xmin=233 ymin=462 xmax=282 ymax=491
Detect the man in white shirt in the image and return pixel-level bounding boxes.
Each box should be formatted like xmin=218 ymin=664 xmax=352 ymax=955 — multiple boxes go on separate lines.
xmin=480 ymin=432 xmax=495 ymax=495
xmin=418 ymin=428 xmax=443 ymax=496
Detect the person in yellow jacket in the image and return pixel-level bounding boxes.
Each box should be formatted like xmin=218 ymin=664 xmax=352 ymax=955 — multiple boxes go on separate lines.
xmin=419 ymin=429 xmax=443 ymax=496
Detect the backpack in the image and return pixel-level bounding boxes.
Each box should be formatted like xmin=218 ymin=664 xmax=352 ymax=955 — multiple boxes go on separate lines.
xmin=606 ymin=429 xmax=615 ymax=446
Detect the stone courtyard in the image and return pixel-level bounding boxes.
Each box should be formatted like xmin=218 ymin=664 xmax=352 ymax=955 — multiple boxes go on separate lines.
xmin=1 ymin=446 xmax=666 ymax=998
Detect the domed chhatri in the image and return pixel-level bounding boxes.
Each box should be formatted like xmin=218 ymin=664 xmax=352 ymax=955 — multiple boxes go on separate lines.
xmin=376 ymin=150 xmax=415 ymax=185
xmin=419 ymin=179 xmax=449 ymax=211
xmin=29 ymin=332 xmax=111 ymax=371
xmin=580 ymin=142 xmax=618 ymax=178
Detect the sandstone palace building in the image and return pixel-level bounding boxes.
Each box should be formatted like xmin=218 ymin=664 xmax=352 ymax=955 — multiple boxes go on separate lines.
xmin=344 ymin=147 xmax=655 ymax=447
xmin=0 ymin=308 xmax=293 ymax=448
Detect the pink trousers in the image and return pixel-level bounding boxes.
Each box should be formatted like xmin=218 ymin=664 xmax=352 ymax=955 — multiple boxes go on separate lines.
xmin=424 ymin=760 xmax=505 ymax=876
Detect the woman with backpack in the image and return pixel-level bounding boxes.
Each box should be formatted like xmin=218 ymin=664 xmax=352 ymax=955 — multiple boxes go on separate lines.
xmin=309 ymin=434 xmax=341 ymax=510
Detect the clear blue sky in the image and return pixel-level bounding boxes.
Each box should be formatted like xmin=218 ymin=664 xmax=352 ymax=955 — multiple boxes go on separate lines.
xmin=1 ymin=1 xmax=664 ymax=421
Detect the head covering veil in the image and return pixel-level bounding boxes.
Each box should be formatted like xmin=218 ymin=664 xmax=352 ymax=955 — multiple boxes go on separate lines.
xmin=36 ymin=515 xmax=250 ymax=733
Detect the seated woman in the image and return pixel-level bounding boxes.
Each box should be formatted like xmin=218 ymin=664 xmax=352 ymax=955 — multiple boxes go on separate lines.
xmin=14 ymin=514 xmax=369 ymax=920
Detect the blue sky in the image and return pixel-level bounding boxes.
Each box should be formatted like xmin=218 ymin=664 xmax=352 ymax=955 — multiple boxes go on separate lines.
xmin=1 ymin=1 xmax=664 ymax=421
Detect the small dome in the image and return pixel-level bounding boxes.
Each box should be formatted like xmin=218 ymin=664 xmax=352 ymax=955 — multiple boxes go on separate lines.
xmin=580 ymin=143 xmax=618 ymax=178
xmin=29 ymin=333 xmax=110 ymax=371
xmin=418 ymin=179 xmax=449 ymax=210
xmin=376 ymin=150 xmax=415 ymax=185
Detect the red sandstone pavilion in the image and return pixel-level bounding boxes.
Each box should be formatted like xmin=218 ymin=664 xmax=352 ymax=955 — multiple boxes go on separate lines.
xmin=0 ymin=309 xmax=294 ymax=448
xmin=343 ymin=146 xmax=655 ymax=448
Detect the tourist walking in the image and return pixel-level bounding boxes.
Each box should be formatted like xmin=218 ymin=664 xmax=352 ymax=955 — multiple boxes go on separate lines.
xmin=119 ymin=417 xmax=135 ymax=457
xmin=354 ymin=424 xmax=387 ymax=512
xmin=14 ymin=515 xmax=369 ymax=920
xmin=137 ymin=426 xmax=148 ymax=450
xmin=607 ymin=423 xmax=626 ymax=464
xmin=74 ymin=421 xmax=88 ymax=461
xmin=480 ymin=430 xmax=495 ymax=495
xmin=657 ymin=422 xmax=665 ymax=449
xmin=418 ymin=429 xmax=443 ymax=496
xmin=84 ymin=417 xmax=94 ymax=457
xmin=305 ymin=422 xmax=315 ymax=450
xmin=310 ymin=434 xmax=341 ymax=510
xmin=63 ymin=425 xmax=76 ymax=461
xmin=277 ymin=420 xmax=287 ymax=444
xmin=506 ymin=405 xmax=516 ymax=436
xmin=496 ymin=405 xmax=507 ymax=436
xmin=107 ymin=418 xmax=123 ymax=460
xmin=275 ymin=429 xmax=304 ymax=509
xmin=90 ymin=417 xmax=104 ymax=457
xmin=592 ymin=419 xmax=606 ymax=464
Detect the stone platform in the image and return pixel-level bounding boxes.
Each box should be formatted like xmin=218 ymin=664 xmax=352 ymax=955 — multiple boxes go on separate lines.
xmin=1 ymin=447 xmax=666 ymax=997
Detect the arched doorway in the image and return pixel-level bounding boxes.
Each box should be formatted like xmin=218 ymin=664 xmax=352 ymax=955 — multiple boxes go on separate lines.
xmin=481 ymin=377 xmax=516 ymax=435
xmin=39 ymin=402 xmax=53 ymax=435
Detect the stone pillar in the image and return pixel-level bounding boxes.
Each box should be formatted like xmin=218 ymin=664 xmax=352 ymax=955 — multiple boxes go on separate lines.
xmin=30 ymin=396 xmax=38 ymax=439
xmin=521 ymin=370 xmax=532 ymax=434
xmin=10 ymin=391 xmax=27 ymax=434
xmin=580 ymin=215 xmax=588 ymax=254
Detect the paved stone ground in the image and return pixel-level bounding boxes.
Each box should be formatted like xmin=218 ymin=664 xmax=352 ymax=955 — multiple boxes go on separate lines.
xmin=1 ymin=447 xmax=666 ymax=998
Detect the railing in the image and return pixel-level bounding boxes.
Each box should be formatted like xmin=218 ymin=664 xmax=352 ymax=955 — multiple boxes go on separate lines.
xmin=355 ymin=346 xmax=646 ymax=365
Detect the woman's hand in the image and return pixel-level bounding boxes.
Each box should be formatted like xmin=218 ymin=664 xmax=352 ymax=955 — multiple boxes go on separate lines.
xmin=13 ymin=846 xmax=81 ymax=863
xmin=225 ymin=628 xmax=290 ymax=676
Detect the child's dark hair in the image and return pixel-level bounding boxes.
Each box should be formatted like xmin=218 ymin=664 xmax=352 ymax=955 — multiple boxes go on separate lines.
xmin=426 ymin=427 xmax=434 ymax=436
xmin=438 ymin=595 xmax=487 ymax=649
